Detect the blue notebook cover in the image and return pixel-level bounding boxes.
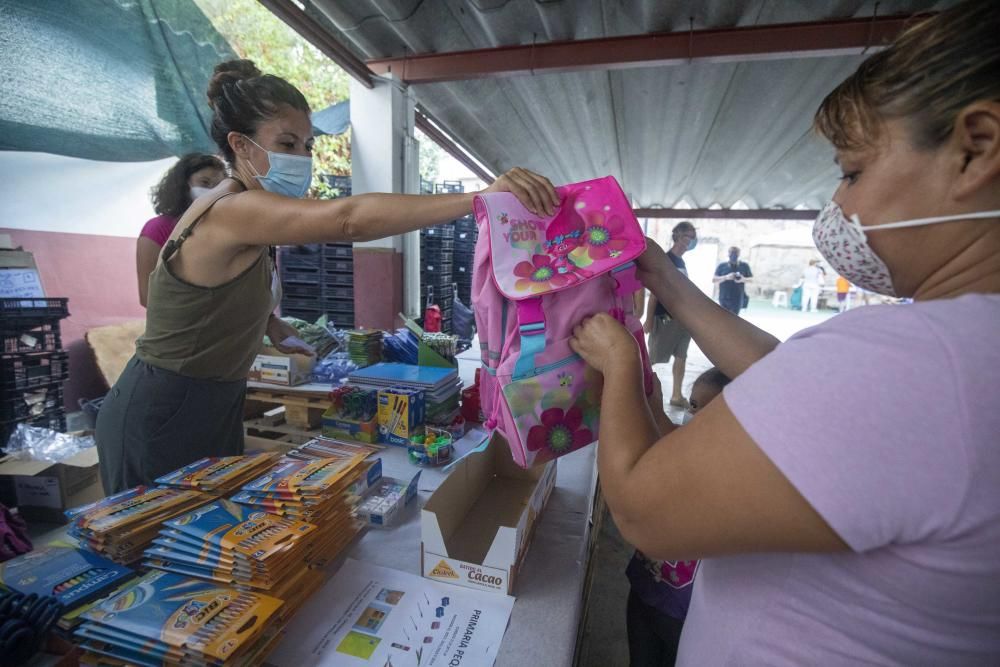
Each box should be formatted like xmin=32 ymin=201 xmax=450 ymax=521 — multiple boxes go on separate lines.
xmin=348 ymin=362 xmax=457 ymax=389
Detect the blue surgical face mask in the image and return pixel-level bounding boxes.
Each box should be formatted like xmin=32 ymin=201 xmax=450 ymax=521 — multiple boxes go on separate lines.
xmin=244 ymin=135 xmax=312 ymax=198
xmin=686 ymin=237 xmax=698 ymax=251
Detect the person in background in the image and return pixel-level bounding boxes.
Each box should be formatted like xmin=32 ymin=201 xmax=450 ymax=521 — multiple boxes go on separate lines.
xmin=713 ymin=246 xmax=753 ymax=315
xmin=800 ymin=258 xmax=824 ymax=312
xmin=138 ymin=153 xmax=226 ymax=306
xmin=96 ymin=59 xmax=557 ymax=494
xmin=626 ymin=368 xmax=730 ymax=667
xmin=570 ymin=1 xmax=1000 ymax=662
xmin=644 ymin=221 xmax=697 ymax=408
xmin=835 ymin=275 xmax=852 ymax=312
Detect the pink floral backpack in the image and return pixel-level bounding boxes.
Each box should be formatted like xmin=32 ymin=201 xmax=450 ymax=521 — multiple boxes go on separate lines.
xmin=472 ymin=176 xmax=653 ymax=468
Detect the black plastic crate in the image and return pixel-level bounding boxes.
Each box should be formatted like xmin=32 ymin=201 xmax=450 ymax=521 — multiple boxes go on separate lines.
xmin=322 ymin=286 xmax=354 ymax=300
xmin=420 ymin=238 xmax=455 ymax=252
xmin=1 ymin=352 xmax=69 ymax=391
xmin=1 ymin=408 xmax=66 ymax=447
xmin=322 ymin=244 xmax=353 ymax=259
xmin=421 ymin=251 xmax=454 ymax=267
xmin=322 ymin=272 xmax=354 ymax=288
xmin=280 ymin=265 xmax=322 ymax=285
xmin=279 ymin=245 xmax=323 ymax=269
xmin=283 ymin=283 xmax=322 ymax=298
xmin=281 ymin=295 xmax=323 ymax=312
xmin=324 ymin=260 xmax=354 ymax=275
xmin=2 ymin=321 xmax=61 ymax=355
xmin=1 ymin=384 xmax=63 ymax=421
xmin=0 ymin=298 xmax=70 ymax=321
xmin=421 ymin=225 xmax=455 ymax=240
xmin=321 ymin=298 xmax=355 ymax=315
xmin=434 ymin=181 xmax=464 ymax=194
xmin=421 ymin=261 xmax=453 ymax=275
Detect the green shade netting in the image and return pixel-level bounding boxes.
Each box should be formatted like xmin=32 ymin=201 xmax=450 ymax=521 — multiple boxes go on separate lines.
xmin=0 ymin=0 xmax=236 ymax=162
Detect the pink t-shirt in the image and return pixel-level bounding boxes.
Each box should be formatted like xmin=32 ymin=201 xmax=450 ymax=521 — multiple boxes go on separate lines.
xmin=678 ymin=294 xmax=1000 ymax=665
xmin=139 ymin=214 xmax=178 ymax=247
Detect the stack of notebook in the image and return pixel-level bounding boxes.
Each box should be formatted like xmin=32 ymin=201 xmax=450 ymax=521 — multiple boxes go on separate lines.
xmin=67 ymin=487 xmax=210 ymax=565
xmin=346 ymin=329 xmax=383 ymax=367
xmin=142 ymin=499 xmax=319 ymax=591
xmin=153 ymin=452 xmax=280 ymax=495
xmin=348 ymin=362 xmax=463 ymax=426
xmin=76 ymin=570 xmax=285 ymax=667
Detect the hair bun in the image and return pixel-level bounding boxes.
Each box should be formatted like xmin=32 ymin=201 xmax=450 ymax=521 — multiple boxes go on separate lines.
xmin=207 ymin=59 xmax=262 ymax=109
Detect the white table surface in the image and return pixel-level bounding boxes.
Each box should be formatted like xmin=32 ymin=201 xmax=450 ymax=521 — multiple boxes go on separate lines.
xmin=272 ymin=442 xmax=599 ymax=667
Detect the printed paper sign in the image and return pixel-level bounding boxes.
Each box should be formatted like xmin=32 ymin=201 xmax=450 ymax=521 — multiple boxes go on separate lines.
xmin=269 ymin=558 xmax=515 ymax=667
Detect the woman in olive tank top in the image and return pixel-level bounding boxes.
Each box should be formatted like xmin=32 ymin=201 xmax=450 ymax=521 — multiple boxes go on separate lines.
xmin=96 ymin=59 xmax=558 ymax=493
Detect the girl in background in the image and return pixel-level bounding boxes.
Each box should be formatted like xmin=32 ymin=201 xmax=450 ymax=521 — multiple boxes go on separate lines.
xmin=137 ymin=153 xmax=225 ymax=306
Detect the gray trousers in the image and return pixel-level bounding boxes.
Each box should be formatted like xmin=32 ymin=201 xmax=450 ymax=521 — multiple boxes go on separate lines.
xmin=96 ymin=357 xmax=246 ymax=494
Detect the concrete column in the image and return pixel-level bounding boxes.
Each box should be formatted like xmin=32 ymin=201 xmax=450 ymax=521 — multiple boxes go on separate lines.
xmin=349 ymin=76 xmax=420 ymax=330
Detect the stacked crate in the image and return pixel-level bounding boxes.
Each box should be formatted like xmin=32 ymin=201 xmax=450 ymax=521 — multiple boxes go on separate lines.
xmin=1 ymin=298 xmax=70 ymax=448
xmin=279 ymin=244 xmax=355 ymax=329
xmin=453 ymin=215 xmax=478 ymax=307
xmin=420 ymin=224 xmax=455 ymax=333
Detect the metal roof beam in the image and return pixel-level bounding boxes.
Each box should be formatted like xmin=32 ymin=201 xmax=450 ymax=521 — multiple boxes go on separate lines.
xmin=414 ymin=108 xmax=496 ymax=184
xmin=258 ymin=0 xmax=376 ymax=88
xmin=368 ymin=14 xmax=928 ymax=84
xmin=634 ymin=208 xmax=819 ymax=220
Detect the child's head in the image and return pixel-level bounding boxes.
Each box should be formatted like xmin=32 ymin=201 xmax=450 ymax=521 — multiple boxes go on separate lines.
xmin=689 ymin=368 xmax=731 ymax=414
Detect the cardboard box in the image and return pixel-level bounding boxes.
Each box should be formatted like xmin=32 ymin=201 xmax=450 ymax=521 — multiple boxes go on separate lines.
xmin=321 ymin=411 xmax=379 ymax=443
xmin=377 ymin=388 xmax=425 ymax=446
xmin=421 ymin=433 xmax=556 ymax=595
xmin=0 ymin=447 xmax=103 ymax=523
xmin=248 ymin=347 xmax=315 ymax=386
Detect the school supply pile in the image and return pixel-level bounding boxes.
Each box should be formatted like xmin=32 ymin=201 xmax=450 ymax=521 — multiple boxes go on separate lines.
xmin=420 ymin=331 xmax=458 ymax=364
xmin=376 ymin=386 xmax=425 ymax=446
xmin=381 ymin=327 xmax=419 ymax=364
xmin=76 ymin=569 xmax=285 ymax=667
xmin=142 ymin=499 xmax=318 ymax=591
xmin=153 ymin=452 xmax=280 ymax=495
xmin=66 ymin=487 xmax=210 ymax=564
xmin=345 ymin=329 xmax=383 ymax=367
xmin=348 ymin=362 xmax=463 ymax=442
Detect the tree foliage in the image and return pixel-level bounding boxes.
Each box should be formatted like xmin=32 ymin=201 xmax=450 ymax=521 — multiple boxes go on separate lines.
xmin=193 ymin=0 xmax=350 ymax=196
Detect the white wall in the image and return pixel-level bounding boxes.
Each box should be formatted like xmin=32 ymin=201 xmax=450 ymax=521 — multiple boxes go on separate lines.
xmin=0 ymin=151 xmax=175 ymax=237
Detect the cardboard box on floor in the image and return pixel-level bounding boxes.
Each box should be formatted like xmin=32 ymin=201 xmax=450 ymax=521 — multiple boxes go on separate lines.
xmin=0 ymin=447 xmax=102 ymax=523
xmin=421 ymin=432 xmax=556 ymax=595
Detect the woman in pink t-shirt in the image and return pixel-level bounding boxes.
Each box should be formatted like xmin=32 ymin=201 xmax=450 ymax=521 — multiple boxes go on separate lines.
xmin=571 ymin=1 xmax=1000 ymax=663
xmin=137 ymin=153 xmax=225 ymax=306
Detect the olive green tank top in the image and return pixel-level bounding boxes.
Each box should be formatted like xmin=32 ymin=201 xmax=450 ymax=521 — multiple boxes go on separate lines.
xmin=135 ymin=190 xmax=280 ymax=382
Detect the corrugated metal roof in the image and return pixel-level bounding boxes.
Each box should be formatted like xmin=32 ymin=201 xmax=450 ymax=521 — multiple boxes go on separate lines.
xmin=308 ymin=0 xmax=952 ymax=209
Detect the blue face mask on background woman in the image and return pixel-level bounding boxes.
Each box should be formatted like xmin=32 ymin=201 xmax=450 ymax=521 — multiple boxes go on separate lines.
xmin=244 ymin=135 xmax=312 ymax=199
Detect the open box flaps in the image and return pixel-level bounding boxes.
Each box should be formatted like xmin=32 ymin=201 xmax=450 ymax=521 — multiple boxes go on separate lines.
xmin=421 ymin=432 xmax=556 ymax=595
xmin=0 ymin=446 xmax=102 ymax=523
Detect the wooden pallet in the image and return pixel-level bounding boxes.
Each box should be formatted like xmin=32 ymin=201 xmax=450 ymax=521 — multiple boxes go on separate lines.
xmin=246 ymin=388 xmax=331 ymax=429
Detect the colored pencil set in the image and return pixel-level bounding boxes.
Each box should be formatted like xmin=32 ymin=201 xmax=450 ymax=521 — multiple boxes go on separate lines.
xmin=141 ymin=499 xmax=319 ymax=591
xmin=66 ymin=486 xmax=210 ymax=564
xmin=76 ymin=570 xmax=285 ymax=666
xmin=153 ymin=451 xmax=280 ymax=495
